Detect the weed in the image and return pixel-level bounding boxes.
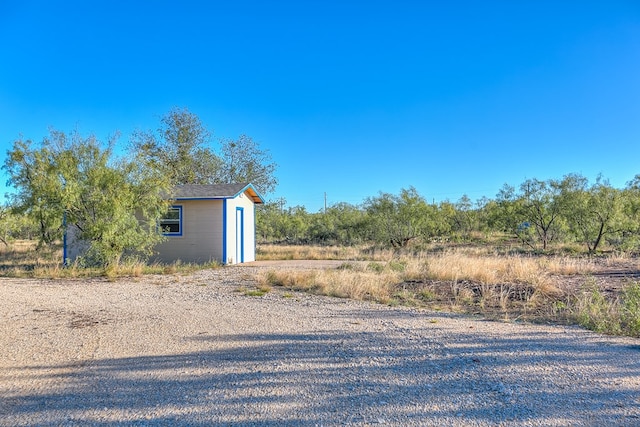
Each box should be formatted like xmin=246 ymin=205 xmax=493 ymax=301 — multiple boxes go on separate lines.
xmin=244 ymin=289 xmax=267 ymax=297
xmin=257 ymin=283 xmax=272 ymax=293
xmin=388 ymin=260 xmax=407 ymax=272
xmin=392 ymin=289 xmax=418 ymax=306
xmin=573 ymin=280 xmax=621 ymax=335
xmin=367 ymin=262 xmax=385 ymax=273
xmin=621 ymin=282 xmax=640 ymax=337
xmin=419 ymin=289 xmax=436 ymax=302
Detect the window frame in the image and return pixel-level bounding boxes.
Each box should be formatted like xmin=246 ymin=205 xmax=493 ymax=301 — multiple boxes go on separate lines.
xmin=159 ymin=205 xmax=183 ymax=236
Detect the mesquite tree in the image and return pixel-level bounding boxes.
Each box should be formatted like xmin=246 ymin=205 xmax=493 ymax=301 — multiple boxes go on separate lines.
xmin=4 ymin=129 xmax=170 ymax=265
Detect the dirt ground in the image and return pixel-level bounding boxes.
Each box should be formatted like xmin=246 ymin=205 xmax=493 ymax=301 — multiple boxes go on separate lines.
xmin=1 ymin=260 xmax=639 ymax=425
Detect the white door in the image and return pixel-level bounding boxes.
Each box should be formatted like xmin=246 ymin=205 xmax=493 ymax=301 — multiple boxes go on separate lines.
xmin=235 ymin=208 xmax=244 ymax=263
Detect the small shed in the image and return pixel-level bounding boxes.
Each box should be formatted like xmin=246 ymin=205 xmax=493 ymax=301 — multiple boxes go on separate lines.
xmin=153 ymin=183 xmax=264 ymax=265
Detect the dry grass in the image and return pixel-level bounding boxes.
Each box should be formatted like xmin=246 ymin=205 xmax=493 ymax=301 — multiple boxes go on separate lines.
xmin=257 ymin=245 xmax=602 ymax=283
xmin=0 ymin=240 xmax=221 ymax=278
xmin=257 ymin=255 xmax=564 ymax=321
xmin=257 ymin=244 xmax=394 ymax=261
xmin=256 ymin=245 xmax=640 ymax=334
xmin=0 ymin=240 xmax=62 ymax=277
xmin=256 ymin=244 xmax=632 ymax=324
xmin=257 ymin=266 xmax=399 ymax=302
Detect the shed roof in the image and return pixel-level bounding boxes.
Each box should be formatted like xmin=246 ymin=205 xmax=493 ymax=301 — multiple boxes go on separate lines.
xmin=171 ymin=183 xmax=264 ymax=204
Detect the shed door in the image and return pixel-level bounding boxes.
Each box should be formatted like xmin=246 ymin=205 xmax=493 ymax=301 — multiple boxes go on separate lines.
xmin=236 ymin=208 xmax=244 ymax=263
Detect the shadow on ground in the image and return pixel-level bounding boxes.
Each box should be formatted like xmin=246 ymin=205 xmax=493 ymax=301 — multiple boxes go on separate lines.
xmin=2 ymin=321 xmax=640 ymax=426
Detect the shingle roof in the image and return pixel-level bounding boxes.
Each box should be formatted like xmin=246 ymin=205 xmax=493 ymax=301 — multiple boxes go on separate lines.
xmin=170 ymin=183 xmax=264 ymax=204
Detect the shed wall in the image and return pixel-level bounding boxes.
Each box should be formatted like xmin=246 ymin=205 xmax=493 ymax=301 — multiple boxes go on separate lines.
xmin=152 ymin=199 xmax=223 ymax=263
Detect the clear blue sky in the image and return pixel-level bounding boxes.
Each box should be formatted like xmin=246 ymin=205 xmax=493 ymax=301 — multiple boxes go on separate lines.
xmin=1 ymin=1 xmax=639 ymax=212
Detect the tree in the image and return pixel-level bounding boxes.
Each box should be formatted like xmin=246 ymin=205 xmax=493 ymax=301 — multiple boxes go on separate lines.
xmin=325 ymin=202 xmax=368 ymax=245
xmin=216 ymin=134 xmax=278 ymax=195
xmin=4 ymin=135 xmax=66 ymax=248
xmin=452 ymin=194 xmax=478 ymax=240
xmin=0 ymin=206 xmax=36 ymax=245
xmin=4 ymin=129 xmax=170 ymax=265
xmin=0 ymin=206 xmax=11 ymax=245
xmin=621 ymin=175 xmax=640 ymax=250
xmin=365 ymin=187 xmax=433 ymax=248
xmin=519 ymin=178 xmax=565 ymax=250
xmin=131 ymin=108 xmax=278 ymax=195
xmin=130 ymin=107 xmax=221 ymax=185
xmin=559 ymin=174 xmax=624 ymax=253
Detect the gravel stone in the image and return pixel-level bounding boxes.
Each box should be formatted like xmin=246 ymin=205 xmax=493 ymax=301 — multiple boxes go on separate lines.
xmin=0 ymin=265 xmax=639 ymax=426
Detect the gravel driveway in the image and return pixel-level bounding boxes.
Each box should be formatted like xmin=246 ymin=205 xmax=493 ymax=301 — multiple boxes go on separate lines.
xmin=1 ymin=265 xmax=639 ymax=426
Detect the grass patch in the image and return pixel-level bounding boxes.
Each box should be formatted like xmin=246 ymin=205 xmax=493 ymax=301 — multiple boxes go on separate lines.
xmin=244 ymin=289 xmax=268 ymax=297
xmin=255 ymin=245 xmax=640 ymax=337
xmin=257 ymin=244 xmax=377 ymax=261
xmin=238 ymin=282 xmax=273 ymax=297
xmin=0 ymin=241 xmax=222 ymax=279
xmin=571 ymin=280 xmax=640 ymax=337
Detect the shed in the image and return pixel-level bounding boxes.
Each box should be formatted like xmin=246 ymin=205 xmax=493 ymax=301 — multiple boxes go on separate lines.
xmin=153 ymin=183 xmax=264 ymax=264
xmin=64 ymin=182 xmax=264 ymax=265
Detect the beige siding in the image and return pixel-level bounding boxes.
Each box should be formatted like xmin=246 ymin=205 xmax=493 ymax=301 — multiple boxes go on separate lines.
xmin=152 ymin=200 xmax=224 ymax=264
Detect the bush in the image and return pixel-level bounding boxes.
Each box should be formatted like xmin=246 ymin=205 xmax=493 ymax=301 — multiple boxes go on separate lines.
xmin=573 ymin=281 xmax=621 ymax=335
xmin=621 ymin=282 xmax=640 ymax=337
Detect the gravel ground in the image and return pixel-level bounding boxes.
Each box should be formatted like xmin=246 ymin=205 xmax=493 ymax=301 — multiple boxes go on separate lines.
xmin=1 ymin=265 xmax=639 ymax=426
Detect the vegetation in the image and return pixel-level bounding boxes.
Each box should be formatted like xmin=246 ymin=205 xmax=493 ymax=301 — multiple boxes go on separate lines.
xmin=256 ymin=244 xmax=640 ymax=338
xmin=3 ymin=108 xmax=640 ymax=338
xmin=130 ymin=107 xmax=277 ymax=194
xmin=2 ymin=107 xmax=278 ymax=267
xmin=257 ymin=173 xmax=640 ymax=254
xmin=4 ymin=130 xmax=170 ymax=266
xmin=0 ymin=240 xmax=220 ymax=278
xmin=130 ymin=107 xmax=221 ymax=186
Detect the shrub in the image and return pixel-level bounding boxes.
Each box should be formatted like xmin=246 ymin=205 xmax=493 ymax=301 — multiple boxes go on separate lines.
xmin=621 ymin=282 xmax=640 ymax=337
xmin=573 ymin=280 xmax=621 ymax=335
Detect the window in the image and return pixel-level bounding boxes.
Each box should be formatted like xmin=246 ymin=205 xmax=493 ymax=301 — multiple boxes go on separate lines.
xmin=160 ymin=206 xmax=182 ymax=235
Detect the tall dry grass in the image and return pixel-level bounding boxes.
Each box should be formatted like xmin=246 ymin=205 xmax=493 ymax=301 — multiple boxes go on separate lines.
xmin=258 ymin=264 xmax=400 ymax=303
xmin=256 ymin=244 xmax=624 ymax=322
xmin=0 ymin=240 xmax=221 ymax=279
xmin=257 ymin=244 xmax=395 ymax=261
xmin=257 ymin=244 xmax=601 ymax=286
xmin=255 ymin=245 xmax=640 ymax=334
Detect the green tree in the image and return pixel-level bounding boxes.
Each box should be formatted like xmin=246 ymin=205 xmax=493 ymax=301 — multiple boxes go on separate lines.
xmin=216 ymin=135 xmax=278 ymax=195
xmin=4 ymin=135 xmax=66 ymax=248
xmin=130 ymin=107 xmax=221 ymax=185
xmin=131 ymin=108 xmax=278 ymax=195
xmin=4 ymin=129 xmax=170 ymax=265
xmin=326 ymin=202 xmax=369 ymax=245
xmin=519 ymin=178 xmax=565 ymax=250
xmin=488 ymin=184 xmax=524 ymax=234
xmin=255 ymin=200 xmax=282 ymax=243
xmin=284 ymin=206 xmax=311 ymax=243
xmin=560 ymin=174 xmax=624 ymax=253
xmin=255 ymin=198 xmax=295 ymax=243
xmin=618 ymin=175 xmax=640 ymax=250
xmin=451 ymin=194 xmax=478 ymax=240
xmin=0 ymin=204 xmax=39 ymax=245
xmin=365 ymin=187 xmax=433 ymax=248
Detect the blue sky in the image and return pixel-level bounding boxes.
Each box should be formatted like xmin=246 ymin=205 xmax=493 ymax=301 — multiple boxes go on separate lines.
xmin=1 ymin=1 xmax=639 ymax=212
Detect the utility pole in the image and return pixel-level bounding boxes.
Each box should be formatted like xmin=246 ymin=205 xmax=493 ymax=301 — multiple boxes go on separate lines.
xmin=324 ymin=192 xmax=327 ymax=214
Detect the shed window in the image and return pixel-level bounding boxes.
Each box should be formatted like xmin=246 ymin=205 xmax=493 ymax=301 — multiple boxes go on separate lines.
xmin=160 ymin=206 xmax=182 ymax=235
